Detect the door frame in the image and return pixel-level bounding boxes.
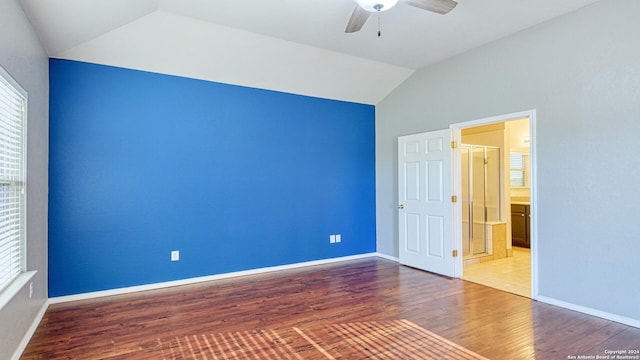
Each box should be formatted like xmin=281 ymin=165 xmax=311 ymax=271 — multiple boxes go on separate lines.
xmin=450 ymin=109 xmax=538 ymax=300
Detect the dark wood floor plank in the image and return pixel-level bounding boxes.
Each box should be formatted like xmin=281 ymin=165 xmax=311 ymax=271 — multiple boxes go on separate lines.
xmin=21 ymin=258 xmax=640 ymax=359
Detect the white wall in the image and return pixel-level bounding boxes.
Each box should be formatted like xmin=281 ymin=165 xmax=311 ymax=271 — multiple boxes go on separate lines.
xmin=53 ymin=11 xmax=413 ymax=105
xmin=0 ymin=1 xmax=49 ymax=358
xmin=376 ymin=0 xmax=640 ymax=323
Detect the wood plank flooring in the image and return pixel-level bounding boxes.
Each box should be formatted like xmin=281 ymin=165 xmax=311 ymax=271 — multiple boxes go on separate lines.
xmin=21 ymin=258 xmax=640 ymax=359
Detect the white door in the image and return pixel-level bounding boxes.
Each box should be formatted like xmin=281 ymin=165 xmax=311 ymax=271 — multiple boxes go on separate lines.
xmin=398 ymin=129 xmax=455 ymax=276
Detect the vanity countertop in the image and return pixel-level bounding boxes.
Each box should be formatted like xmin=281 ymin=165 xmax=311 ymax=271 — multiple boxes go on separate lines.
xmin=511 ymin=201 xmax=530 ymax=205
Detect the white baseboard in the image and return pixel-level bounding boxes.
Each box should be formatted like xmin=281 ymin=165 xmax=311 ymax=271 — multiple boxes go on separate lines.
xmin=537 ymin=295 xmax=640 ymax=328
xmin=11 ymin=299 xmax=49 ymax=360
xmin=375 ymin=252 xmax=399 ymax=262
xmin=49 ymin=253 xmax=379 ymax=304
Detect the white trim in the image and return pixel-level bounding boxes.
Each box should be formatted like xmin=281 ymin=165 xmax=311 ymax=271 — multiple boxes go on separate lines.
xmin=537 ymin=295 xmax=640 ymax=329
xmin=49 ymin=254 xmax=378 ymax=303
xmin=375 ymin=252 xmax=399 ymax=262
xmin=10 ymin=299 xmax=49 ymax=360
xmin=450 ymin=109 xmax=538 ymax=300
xmin=451 ymin=127 xmax=462 ymax=278
xmin=528 ymin=111 xmax=538 ymax=299
xmin=0 ymin=64 xmax=28 ymax=98
xmin=0 ymin=64 xmax=29 ymax=297
xmin=0 ymin=271 xmax=36 ymax=310
xmin=452 ymin=110 xmax=534 ymax=130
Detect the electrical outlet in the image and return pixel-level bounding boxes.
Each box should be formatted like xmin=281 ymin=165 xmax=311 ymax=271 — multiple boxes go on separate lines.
xmin=29 ymin=282 xmax=33 ymax=298
xmin=171 ymin=250 xmax=180 ymax=261
xmin=330 ymin=235 xmax=336 ymax=243
xmin=336 ymin=234 xmax=341 ymax=243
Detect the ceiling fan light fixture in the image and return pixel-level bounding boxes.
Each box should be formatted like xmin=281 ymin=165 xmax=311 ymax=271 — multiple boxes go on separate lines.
xmin=356 ymin=0 xmax=399 ymax=12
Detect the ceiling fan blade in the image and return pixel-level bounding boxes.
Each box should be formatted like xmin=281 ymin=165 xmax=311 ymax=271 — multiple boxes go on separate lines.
xmin=404 ymin=0 xmax=458 ymax=14
xmin=345 ymin=5 xmax=371 ymax=33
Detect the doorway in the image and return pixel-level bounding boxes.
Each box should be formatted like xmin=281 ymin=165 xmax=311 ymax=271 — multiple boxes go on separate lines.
xmin=396 ymin=110 xmax=536 ymax=298
xmin=451 ymin=111 xmax=536 ymax=299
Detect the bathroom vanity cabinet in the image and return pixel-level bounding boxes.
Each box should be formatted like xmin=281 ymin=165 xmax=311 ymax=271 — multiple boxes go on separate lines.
xmin=511 ymin=203 xmax=530 ymax=248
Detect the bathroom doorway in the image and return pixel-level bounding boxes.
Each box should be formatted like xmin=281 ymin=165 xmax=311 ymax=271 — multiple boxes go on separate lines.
xmin=453 ymin=114 xmax=534 ymax=298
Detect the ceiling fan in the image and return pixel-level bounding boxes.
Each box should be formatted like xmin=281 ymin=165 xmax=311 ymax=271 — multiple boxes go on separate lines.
xmin=345 ymin=0 xmax=458 ymax=33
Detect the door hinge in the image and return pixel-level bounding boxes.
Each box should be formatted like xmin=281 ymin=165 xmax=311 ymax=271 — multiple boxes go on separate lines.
xmin=452 ymin=249 xmax=458 ymax=257
xmin=451 ymin=195 xmax=457 ymax=203
xmin=451 ymin=141 xmax=457 ymax=149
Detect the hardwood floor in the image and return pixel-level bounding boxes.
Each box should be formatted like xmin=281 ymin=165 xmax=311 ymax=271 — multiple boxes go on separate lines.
xmin=22 ymin=258 xmax=640 ymax=359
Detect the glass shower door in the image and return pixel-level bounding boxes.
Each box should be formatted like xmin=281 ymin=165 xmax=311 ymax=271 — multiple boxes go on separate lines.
xmin=471 ymin=147 xmax=487 ymax=255
xmin=485 ymin=147 xmax=501 ymax=222
xmin=462 ymin=145 xmax=501 ymax=258
xmin=461 ymin=148 xmax=470 ymax=256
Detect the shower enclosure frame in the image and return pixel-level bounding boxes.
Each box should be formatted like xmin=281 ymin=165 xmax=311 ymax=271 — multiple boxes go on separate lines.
xmin=461 ymin=144 xmax=502 ymax=258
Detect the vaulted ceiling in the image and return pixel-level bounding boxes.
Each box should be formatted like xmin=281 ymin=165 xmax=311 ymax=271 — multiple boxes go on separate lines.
xmin=19 ymin=0 xmax=602 ymax=104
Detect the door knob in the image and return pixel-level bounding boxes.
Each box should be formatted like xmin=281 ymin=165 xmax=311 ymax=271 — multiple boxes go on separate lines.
xmin=398 ymin=204 xmax=405 ymax=209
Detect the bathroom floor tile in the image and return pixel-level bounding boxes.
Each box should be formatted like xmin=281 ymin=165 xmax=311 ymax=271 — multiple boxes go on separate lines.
xmin=462 ymin=247 xmax=531 ymax=298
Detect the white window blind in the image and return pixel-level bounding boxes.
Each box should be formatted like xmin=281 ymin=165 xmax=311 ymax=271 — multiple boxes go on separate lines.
xmin=0 ymin=66 xmax=26 ymax=295
xmin=509 ymin=152 xmax=527 ymax=187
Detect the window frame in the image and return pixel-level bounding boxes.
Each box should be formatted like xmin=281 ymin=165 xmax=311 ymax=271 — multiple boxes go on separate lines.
xmin=509 ymin=152 xmax=529 ymax=188
xmin=0 ymin=64 xmax=30 ymax=308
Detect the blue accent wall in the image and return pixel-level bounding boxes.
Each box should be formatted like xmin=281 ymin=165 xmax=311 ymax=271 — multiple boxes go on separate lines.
xmin=48 ymin=59 xmax=376 ymax=297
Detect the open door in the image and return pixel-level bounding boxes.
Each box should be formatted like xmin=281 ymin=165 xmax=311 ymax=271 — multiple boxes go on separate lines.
xmin=398 ymin=129 xmax=455 ymax=277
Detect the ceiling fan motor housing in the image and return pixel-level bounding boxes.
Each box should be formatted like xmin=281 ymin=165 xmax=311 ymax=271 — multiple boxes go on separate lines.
xmin=356 ymin=0 xmax=399 ymax=12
